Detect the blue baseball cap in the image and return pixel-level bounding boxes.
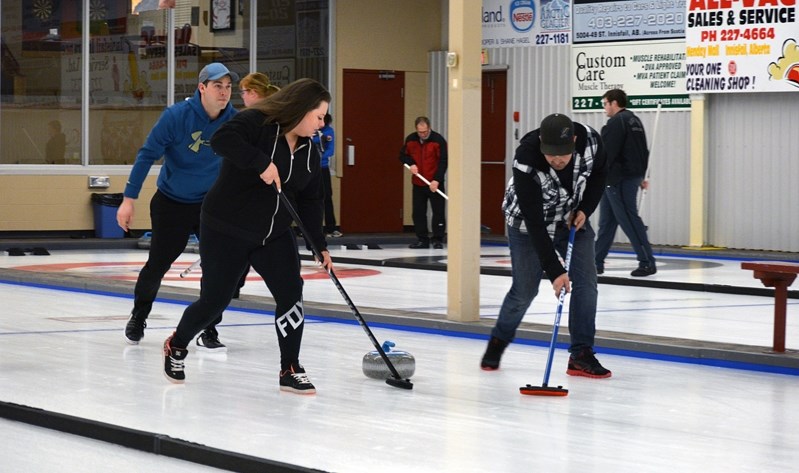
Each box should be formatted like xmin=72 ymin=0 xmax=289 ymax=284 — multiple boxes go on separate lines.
xmin=198 ymin=63 xmax=239 ymax=83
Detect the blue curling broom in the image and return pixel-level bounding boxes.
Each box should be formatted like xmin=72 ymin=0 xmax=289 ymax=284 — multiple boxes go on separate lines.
xmin=520 ymin=226 xmax=576 ymax=397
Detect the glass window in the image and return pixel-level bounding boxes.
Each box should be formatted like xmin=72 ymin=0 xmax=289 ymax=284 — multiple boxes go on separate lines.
xmin=88 ymin=1 xmax=251 ymax=165
xmin=89 ymin=4 xmax=170 ymax=165
xmin=0 ymin=0 xmax=329 ymax=167
xmin=257 ymin=0 xmax=329 ymax=89
xmin=1 ymin=1 xmax=83 ymax=164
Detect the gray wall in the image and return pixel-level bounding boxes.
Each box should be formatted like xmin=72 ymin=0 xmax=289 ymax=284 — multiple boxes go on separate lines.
xmin=707 ymin=93 xmax=799 ymax=251
xmin=476 ymin=45 xmax=799 ymax=252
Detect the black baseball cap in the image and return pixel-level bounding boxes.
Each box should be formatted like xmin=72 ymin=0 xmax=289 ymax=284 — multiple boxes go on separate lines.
xmin=539 ymin=113 xmax=575 ymax=156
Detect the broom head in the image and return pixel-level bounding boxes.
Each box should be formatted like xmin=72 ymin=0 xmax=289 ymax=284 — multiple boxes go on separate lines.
xmin=519 ymin=384 xmax=569 ymax=396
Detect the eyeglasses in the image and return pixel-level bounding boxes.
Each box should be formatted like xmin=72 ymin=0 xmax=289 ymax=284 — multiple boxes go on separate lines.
xmin=239 ymin=89 xmax=250 ymax=96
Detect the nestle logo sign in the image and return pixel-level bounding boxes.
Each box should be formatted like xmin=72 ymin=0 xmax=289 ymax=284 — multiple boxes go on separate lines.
xmin=514 ymin=12 xmax=533 ymax=22
xmin=510 ymin=0 xmax=535 ymax=33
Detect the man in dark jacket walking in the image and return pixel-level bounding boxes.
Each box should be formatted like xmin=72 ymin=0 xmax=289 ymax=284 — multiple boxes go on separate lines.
xmin=594 ymin=89 xmax=656 ymax=277
xmin=399 ymin=116 xmax=448 ymax=249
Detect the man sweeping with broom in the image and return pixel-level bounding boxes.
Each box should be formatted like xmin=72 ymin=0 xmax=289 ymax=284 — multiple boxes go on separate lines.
xmin=480 ymin=113 xmax=612 ymax=380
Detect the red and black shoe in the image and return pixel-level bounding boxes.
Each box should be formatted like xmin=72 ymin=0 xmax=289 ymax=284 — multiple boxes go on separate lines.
xmin=279 ymin=362 xmax=316 ymax=394
xmin=480 ymin=336 xmax=509 ymax=371
xmin=163 ymin=332 xmax=188 ymax=384
xmin=566 ymin=348 xmax=612 ymax=379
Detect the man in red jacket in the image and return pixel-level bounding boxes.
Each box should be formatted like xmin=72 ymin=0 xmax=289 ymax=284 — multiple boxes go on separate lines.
xmin=398 ymin=116 xmax=448 ymax=249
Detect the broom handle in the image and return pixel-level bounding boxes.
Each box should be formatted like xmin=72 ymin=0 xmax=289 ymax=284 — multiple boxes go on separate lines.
xmin=541 ymin=226 xmax=577 ymax=387
xmin=638 ymin=102 xmax=661 ymax=211
xmin=403 ymin=164 xmax=448 ymax=200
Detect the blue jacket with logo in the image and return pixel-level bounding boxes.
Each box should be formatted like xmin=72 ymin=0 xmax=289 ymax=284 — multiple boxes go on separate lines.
xmin=123 ymin=90 xmax=238 ymax=203
xmin=312 ymin=124 xmax=335 ymax=169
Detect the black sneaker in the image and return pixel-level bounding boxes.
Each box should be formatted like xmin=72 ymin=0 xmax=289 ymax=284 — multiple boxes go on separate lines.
xmin=596 ymin=264 xmax=604 ymax=275
xmin=164 ymin=333 xmax=188 ymax=384
xmin=125 ymin=313 xmax=146 ymax=345
xmin=432 ymin=241 xmax=444 ymax=249
xmin=480 ymin=336 xmax=509 ymax=371
xmin=279 ymin=362 xmax=316 ymax=394
xmin=566 ymin=348 xmax=612 ymax=378
xmin=196 ymin=328 xmax=227 ymax=353
xmin=631 ymin=265 xmax=657 ymax=277
xmin=409 ymin=241 xmax=430 ymax=249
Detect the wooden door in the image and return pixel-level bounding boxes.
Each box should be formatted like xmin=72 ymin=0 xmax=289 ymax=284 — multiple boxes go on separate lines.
xmin=340 ymin=69 xmax=405 ymax=232
xmin=481 ymin=70 xmax=508 ymax=235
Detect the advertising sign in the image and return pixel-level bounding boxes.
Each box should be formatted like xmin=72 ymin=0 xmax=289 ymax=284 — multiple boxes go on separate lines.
xmin=685 ymin=0 xmax=799 ymax=92
xmin=572 ymin=40 xmax=691 ymax=109
xmin=482 ymin=0 xmax=572 ymax=48
xmin=574 ymin=0 xmax=687 ymax=43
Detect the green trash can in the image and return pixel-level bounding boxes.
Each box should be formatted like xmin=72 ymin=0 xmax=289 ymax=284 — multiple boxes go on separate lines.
xmin=91 ymin=193 xmax=125 ymax=238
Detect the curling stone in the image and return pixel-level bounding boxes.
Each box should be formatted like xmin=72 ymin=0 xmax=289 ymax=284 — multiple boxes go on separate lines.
xmin=137 ymin=232 xmax=152 ymax=250
xmin=186 ymin=234 xmax=200 ymax=253
xmin=362 ymin=341 xmax=415 ymax=380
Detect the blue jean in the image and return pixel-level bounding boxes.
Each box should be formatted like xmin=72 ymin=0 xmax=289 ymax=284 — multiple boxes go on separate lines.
xmin=491 ymin=223 xmax=598 ymax=353
xmin=594 ymin=177 xmax=655 ymax=269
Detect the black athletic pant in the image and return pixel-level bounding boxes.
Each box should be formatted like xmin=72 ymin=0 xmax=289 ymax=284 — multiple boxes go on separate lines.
xmin=173 ymin=225 xmax=305 ymax=371
xmin=321 ymin=167 xmax=337 ymax=233
xmin=132 ymin=191 xmax=222 ymax=329
xmin=411 ymin=184 xmax=446 ymax=242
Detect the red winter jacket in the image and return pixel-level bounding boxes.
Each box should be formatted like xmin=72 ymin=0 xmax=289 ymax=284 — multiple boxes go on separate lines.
xmin=398 ymin=130 xmax=448 ymax=187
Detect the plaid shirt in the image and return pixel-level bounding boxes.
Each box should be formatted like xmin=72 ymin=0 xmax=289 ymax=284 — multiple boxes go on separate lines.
xmin=503 ymin=123 xmax=601 ymax=235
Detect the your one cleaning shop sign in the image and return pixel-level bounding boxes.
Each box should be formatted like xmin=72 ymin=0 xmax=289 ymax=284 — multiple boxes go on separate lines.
xmin=685 ymin=0 xmax=799 ymax=92
xmin=482 ymin=0 xmax=572 ymax=47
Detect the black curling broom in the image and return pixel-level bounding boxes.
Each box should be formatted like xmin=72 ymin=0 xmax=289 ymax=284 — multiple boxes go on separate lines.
xmin=273 ymin=184 xmax=413 ymax=390
xmin=520 ymin=226 xmax=576 ymax=397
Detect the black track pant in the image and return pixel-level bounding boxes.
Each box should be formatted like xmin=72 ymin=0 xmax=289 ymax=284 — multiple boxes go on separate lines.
xmin=412 ymin=184 xmax=446 ymax=242
xmin=321 ymin=167 xmax=337 ymax=233
xmin=173 ymin=225 xmax=305 ymax=371
xmin=132 ymin=191 xmax=221 ymax=330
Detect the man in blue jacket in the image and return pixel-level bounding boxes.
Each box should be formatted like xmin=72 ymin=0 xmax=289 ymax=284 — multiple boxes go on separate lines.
xmin=313 ymin=113 xmax=341 ymax=237
xmin=117 ymin=63 xmax=239 ymax=351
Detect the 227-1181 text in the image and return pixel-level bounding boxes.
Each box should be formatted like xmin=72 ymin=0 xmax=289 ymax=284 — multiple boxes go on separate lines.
xmin=535 ymin=33 xmax=570 ymax=45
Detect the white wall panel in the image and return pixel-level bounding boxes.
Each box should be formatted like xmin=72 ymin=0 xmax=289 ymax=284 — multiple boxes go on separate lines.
xmin=708 ymin=92 xmax=799 ymax=252
xmin=484 ymin=46 xmax=692 ymax=248
xmin=577 ymin=109 xmax=692 ymax=248
xmin=434 ymin=45 xmax=796 ymax=252
xmin=428 ymin=52 xmax=448 ymax=139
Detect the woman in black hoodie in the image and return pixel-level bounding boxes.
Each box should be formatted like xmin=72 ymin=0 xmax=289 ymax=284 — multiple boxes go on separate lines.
xmin=163 ymin=78 xmax=332 ymax=394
